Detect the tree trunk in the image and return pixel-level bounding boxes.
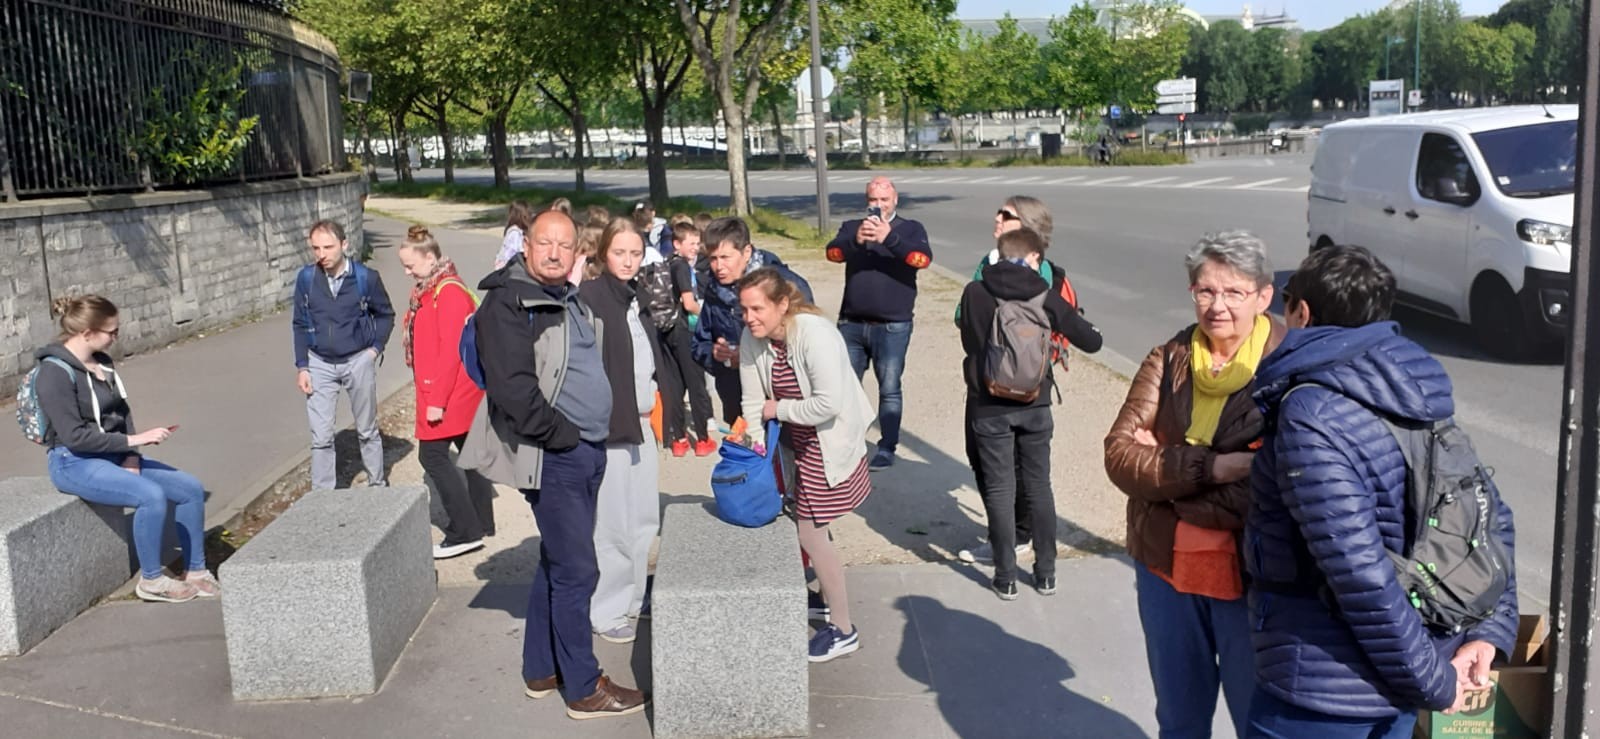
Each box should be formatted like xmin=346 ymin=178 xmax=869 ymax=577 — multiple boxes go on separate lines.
xmin=573 ymin=103 xmax=589 ymax=193
xmin=723 ymin=105 xmax=751 ymax=216
xmin=772 ymin=98 xmax=786 ymax=170
xmin=860 ymin=101 xmax=873 ymax=167
xmin=902 ymin=92 xmax=911 ymax=153
xmin=397 ymin=117 xmax=414 ymax=184
xmin=644 ymin=103 xmax=670 ymax=206
xmin=489 ymin=108 xmax=511 ymax=189
xmin=360 ymin=108 xmax=377 ymax=184
xmin=438 ymin=112 xmax=456 ymax=184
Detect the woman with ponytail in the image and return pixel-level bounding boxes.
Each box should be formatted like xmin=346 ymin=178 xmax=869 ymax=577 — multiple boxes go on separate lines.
xmin=34 ymin=295 xmax=216 ymax=603
xmin=399 ymin=225 xmax=497 ymax=559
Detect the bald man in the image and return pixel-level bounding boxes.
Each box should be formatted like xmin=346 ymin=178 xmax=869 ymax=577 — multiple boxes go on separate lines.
xmin=824 ymin=176 xmax=932 ymax=470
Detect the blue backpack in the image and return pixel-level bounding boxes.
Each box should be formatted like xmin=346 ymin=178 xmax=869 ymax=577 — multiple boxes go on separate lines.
xmin=295 ymin=262 xmax=375 ymax=351
xmin=711 ymin=420 xmax=785 ymax=528
xmin=16 ymin=357 xmax=75 ymax=445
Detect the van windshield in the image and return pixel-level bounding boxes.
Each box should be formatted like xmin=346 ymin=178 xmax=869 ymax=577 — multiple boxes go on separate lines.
xmin=1471 ymin=120 xmax=1577 ymax=198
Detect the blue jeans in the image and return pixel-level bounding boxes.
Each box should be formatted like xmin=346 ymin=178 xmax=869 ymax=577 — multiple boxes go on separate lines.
xmin=837 ymin=319 xmax=912 ymax=454
xmin=1135 ymin=565 xmax=1255 ymax=739
xmin=1245 ymin=687 xmax=1416 ymax=739
xmin=47 ymin=446 xmax=206 ymax=579
xmin=521 ymin=441 xmax=607 ymax=703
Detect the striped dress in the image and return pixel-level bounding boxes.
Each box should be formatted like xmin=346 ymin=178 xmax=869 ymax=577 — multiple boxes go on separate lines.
xmin=771 ymin=340 xmax=871 ymax=523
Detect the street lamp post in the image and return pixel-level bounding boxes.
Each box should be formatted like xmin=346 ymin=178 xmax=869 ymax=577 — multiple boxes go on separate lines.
xmin=1383 ymin=35 xmax=1404 ymax=81
xmin=806 ymin=0 xmax=829 ymax=233
xmin=1415 ymin=0 xmax=1423 ymax=101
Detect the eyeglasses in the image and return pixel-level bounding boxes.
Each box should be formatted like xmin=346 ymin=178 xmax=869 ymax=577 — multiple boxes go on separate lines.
xmin=996 ymin=209 xmax=1021 ymax=222
xmin=1190 ymin=287 xmax=1259 ymax=308
xmin=99 ymin=327 xmax=120 ymax=338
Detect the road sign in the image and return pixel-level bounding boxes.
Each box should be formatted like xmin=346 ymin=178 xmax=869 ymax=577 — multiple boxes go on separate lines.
xmin=794 ymin=68 xmax=835 ymax=103
xmin=1109 ymin=105 xmax=1123 ymax=120
xmin=1155 ymin=78 xmax=1197 ymax=96
xmin=1408 ymin=89 xmax=1423 ymax=107
xmin=1156 ymin=102 xmax=1196 ymax=115
xmin=1156 ymin=93 xmax=1194 ymax=105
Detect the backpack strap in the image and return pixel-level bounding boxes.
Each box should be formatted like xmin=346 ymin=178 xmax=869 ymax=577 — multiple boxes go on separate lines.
xmin=296 ymin=265 xmax=317 ymax=349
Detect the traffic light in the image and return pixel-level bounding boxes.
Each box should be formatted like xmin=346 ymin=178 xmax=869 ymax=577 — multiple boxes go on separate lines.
xmin=1178 ymin=113 xmax=1186 ymax=122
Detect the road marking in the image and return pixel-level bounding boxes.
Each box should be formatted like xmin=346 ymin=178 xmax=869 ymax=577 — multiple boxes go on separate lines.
xmin=1122 ymin=176 xmax=1178 ymax=188
xmin=1081 ymin=176 xmax=1131 ymax=186
xmin=1008 ymin=176 xmax=1042 ymax=184
xmin=967 ymin=176 xmax=1003 ymax=183
xmin=1049 ymin=176 xmax=1088 ymax=185
xmin=1178 ymin=177 xmax=1233 ymax=188
xmin=1234 ymin=177 xmax=1289 ymax=189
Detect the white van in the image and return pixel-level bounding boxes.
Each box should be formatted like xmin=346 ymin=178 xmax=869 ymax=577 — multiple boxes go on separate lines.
xmin=1308 ymin=106 xmax=1577 ymax=358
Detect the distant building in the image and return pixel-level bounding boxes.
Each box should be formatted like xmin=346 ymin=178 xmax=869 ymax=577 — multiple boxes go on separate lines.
xmin=960 ymin=2 xmax=1297 ymax=41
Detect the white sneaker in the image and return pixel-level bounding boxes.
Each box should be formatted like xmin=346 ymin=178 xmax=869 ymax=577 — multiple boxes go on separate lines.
xmin=433 ymin=540 xmax=485 ymax=559
xmin=958 ymin=541 xmax=1031 ymax=564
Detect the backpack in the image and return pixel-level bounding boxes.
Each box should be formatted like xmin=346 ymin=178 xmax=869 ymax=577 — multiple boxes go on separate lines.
xmin=710 ymin=420 xmax=784 ymax=528
xmin=458 ymin=293 xmax=590 ymax=390
xmin=1281 ymin=384 xmax=1511 ymax=634
xmin=1049 ymin=273 xmax=1079 ymax=369
xmin=983 ymin=291 xmax=1053 ymax=403
xmin=17 ymin=357 xmax=75 ymax=445
xmin=432 ymin=277 xmax=480 ymax=312
xmin=296 ymin=262 xmax=375 ymax=350
xmin=638 ymin=261 xmax=682 ymax=332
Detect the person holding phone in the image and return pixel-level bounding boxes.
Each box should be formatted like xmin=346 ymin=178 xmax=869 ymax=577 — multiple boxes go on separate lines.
xmin=823 ymin=176 xmax=931 ymax=470
xmin=33 ymin=294 xmax=218 ymax=603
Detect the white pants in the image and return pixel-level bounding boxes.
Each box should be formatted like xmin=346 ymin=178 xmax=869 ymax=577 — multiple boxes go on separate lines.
xmin=590 ymin=416 xmax=660 ymax=632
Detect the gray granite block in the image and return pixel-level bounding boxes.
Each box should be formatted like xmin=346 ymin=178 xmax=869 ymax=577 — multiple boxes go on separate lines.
xmin=652 ymin=503 xmax=809 ymax=738
xmin=220 ymin=486 xmax=436 ymax=701
xmin=0 ymin=477 xmax=132 ymax=656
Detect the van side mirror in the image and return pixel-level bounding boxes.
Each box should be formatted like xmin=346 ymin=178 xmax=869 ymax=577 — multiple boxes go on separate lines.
xmin=1436 ymin=177 xmax=1479 ymax=207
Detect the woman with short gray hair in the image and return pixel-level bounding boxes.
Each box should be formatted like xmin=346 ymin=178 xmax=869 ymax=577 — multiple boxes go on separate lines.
xmin=1102 ymin=230 xmax=1285 ymax=737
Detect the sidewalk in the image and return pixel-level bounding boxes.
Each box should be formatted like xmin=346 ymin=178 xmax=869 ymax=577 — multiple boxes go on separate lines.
xmin=0 ymin=199 xmax=1211 ymax=737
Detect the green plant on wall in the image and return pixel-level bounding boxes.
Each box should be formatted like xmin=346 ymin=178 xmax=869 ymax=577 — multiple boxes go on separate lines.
xmin=132 ymin=52 xmax=260 ymax=186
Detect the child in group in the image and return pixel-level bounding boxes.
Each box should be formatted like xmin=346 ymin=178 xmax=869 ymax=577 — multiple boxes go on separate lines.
xmin=955 ymin=227 xmax=1102 ymax=599
xmin=656 ymin=224 xmax=714 ymax=456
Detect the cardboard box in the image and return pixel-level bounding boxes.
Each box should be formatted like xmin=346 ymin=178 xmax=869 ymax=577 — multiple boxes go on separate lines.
xmin=1416 ymin=615 xmax=1550 ymax=739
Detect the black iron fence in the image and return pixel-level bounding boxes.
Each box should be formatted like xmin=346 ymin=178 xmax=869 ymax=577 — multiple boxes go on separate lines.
xmin=0 ymin=0 xmax=345 ymax=201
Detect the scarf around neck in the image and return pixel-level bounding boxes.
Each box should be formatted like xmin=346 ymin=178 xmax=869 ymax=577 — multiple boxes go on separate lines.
xmin=1185 ymin=314 xmax=1271 ymax=446
xmin=403 ymin=258 xmax=462 ymax=368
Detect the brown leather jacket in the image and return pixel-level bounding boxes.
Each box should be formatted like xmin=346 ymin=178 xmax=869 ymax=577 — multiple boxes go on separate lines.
xmin=1103 ymin=319 xmax=1286 ymax=576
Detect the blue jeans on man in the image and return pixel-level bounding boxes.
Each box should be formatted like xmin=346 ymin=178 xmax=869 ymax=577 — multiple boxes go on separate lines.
xmin=1245 ymin=687 xmax=1416 ymax=739
xmin=521 ymin=440 xmax=608 ymax=702
xmin=837 ymin=319 xmax=911 ymax=461
xmin=1135 ymin=564 xmax=1255 ymax=739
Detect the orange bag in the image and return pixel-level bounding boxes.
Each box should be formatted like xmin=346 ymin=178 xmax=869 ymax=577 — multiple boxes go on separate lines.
xmin=1169 ymin=521 xmax=1244 ymax=601
xmin=649 ymin=391 xmax=663 ymax=442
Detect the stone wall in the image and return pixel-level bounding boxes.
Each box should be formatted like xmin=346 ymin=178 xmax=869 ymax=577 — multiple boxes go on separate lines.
xmin=0 ymin=174 xmax=366 ymax=397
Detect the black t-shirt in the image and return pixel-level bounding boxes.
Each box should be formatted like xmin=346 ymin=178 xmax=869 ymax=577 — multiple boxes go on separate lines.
xmin=669 ymin=256 xmax=694 ymax=296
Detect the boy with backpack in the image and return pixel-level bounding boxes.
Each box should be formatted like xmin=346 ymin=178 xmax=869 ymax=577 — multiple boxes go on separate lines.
xmin=956 ymin=228 xmax=1101 ymax=600
xmin=1244 ymin=245 xmax=1517 ymax=737
xmin=638 ymin=224 xmax=714 ymax=456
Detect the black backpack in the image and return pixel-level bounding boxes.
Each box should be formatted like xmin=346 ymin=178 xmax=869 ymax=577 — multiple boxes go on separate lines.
xmin=638 ymin=261 xmax=682 ymax=331
xmin=1282 ymin=384 xmax=1511 ymax=634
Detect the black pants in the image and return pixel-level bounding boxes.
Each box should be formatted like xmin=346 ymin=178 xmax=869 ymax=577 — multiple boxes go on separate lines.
xmin=968 ymin=405 xmax=1056 ymax=585
xmin=965 ymin=404 xmax=1032 ymax=547
xmin=710 ymin=365 xmax=742 ymax=426
xmin=420 ymin=434 xmax=497 ymax=545
xmin=658 ymin=323 xmax=714 ymax=442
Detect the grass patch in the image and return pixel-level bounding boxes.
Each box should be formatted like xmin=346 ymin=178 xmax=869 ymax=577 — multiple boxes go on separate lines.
xmin=371 ymin=181 xmax=704 ymax=217
xmin=749 ymin=207 xmax=829 ymax=252
xmin=992 ymin=150 xmax=1190 ymax=167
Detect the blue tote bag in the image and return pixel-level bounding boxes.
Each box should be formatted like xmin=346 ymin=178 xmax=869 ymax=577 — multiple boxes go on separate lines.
xmin=710 ymin=419 xmax=784 ymax=528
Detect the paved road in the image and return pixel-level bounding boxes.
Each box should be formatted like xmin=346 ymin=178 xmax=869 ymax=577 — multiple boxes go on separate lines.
xmin=420 ymin=158 xmax=1565 ymax=609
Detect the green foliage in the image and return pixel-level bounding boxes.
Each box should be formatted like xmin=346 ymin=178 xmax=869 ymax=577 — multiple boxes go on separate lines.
xmin=372 ymin=181 xmax=703 ymax=216
xmin=841 ymin=0 xmax=960 ymax=111
xmin=1230 ymin=113 xmax=1272 ymax=136
xmin=1042 ymin=4 xmax=1113 ymax=113
xmin=132 ymin=55 xmax=259 ymax=185
xmin=994 ymin=151 xmax=1188 ymax=167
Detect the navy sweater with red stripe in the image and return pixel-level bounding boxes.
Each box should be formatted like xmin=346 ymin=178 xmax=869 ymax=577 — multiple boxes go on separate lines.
xmin=825 ymin=215 xmax=931 ymax=323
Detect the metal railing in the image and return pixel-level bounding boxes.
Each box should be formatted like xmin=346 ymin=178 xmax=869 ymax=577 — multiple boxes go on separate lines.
xmin=0 ymin=0 xmax=345 ymax=201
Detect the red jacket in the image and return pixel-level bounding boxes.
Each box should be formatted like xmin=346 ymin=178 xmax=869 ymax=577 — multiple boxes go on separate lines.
xmin=411 ymin=279 xmax=483 ymax=441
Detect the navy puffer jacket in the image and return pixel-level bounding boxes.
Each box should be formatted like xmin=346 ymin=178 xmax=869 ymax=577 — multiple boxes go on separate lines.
xmin=1245 ymin=322 xmax=1518 ymax=718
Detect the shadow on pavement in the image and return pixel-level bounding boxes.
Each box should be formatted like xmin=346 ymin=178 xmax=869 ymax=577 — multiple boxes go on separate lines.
xmin=895 ymin=595 xmax=1145 ymax=738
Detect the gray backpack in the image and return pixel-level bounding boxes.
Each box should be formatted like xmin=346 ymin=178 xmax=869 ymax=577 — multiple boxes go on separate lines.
xmin=984 ymin=292 xmax=1052 ymax=403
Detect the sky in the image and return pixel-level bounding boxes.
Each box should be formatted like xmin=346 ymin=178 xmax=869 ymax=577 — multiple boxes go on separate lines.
xmin=954 ymin=0 xmax=1511 ymax=31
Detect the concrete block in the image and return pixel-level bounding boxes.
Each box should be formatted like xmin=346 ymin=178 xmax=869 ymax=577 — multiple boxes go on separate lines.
xmin=220 ymin=486 xmax=436 ymax=701
xmin=652 ymin=504 xmax=809 ymax=738
xmin=0 ymin=477 xmax=133 ymax=656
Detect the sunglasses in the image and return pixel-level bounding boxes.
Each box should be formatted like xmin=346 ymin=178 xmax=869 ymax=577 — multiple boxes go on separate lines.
xmin=997 ymin=209 xmax=1021 ymax=222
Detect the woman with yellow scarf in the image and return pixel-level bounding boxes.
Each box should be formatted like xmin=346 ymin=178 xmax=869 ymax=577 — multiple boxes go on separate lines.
xmin=1103 ymin=231 xmax=1286 ymax=739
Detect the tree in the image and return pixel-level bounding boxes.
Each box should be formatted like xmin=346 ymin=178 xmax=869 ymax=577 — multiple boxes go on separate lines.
xmin=674 ymin=0 xmax=799 ymax=215
xmin=964 ymin=15 xmax=1042 ymax=115
xmin=1042 ymin=5 xmax=1113 ymax=115
xmin=1181 ymin=19 xmax=1249 ymax=113
xmin=1103 ymin=0 xmax=1190 ymax=113
xmin=528 ymin=0 xmax=629 ymax=193
xmin=1451 ymin=22 xmax=1515 ymax=105
xmin=624 ymin=0 xmax=695 ymax=205
xmin=1500 ymin=22 xmax=1537 ymax=102
xmin=441 ymin=0 xmax=541 ymax=188
xmin=1245 ymin=27 xmax=1293 ymax=112
xmin=1306 ymin=14 xmax=1380 ymax=109
xmin=840 ymin=0 xmax=960 ymax=155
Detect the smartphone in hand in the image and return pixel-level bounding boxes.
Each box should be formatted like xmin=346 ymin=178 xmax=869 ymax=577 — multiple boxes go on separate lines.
xmin=867 ymin=205 xmax=882 ymax=220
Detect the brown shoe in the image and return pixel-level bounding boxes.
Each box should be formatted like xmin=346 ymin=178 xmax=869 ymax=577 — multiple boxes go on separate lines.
xmin=565 ymin=675 xmax=647 ymax=720
xmin=525 ymin=675 xmax=560 ymax=699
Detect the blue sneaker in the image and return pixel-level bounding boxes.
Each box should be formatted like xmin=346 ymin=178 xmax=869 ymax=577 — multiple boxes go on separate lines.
xmin=869 ymin=449 xmax=895 ymax=470
xmin=808 ymin=624 xmax=859 ymax=663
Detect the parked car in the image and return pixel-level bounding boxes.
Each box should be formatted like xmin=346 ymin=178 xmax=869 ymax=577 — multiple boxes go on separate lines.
xmin=1308 ymin=105 xmax=1578 ymax=358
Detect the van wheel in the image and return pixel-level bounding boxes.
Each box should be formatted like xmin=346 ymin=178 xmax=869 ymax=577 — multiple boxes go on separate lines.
xmin=1470 ymin=276 xmax=1533 ymax=360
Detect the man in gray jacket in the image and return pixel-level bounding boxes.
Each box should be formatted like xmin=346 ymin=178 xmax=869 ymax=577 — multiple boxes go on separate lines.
xmin=469 ymin=209 xmax=646 ymax=720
